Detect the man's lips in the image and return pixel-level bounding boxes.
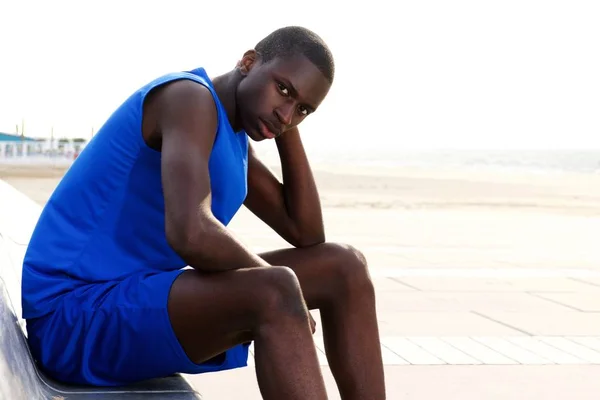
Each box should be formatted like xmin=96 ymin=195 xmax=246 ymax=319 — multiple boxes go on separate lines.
xmin=258 ymin=119 xmax=280 ymax=139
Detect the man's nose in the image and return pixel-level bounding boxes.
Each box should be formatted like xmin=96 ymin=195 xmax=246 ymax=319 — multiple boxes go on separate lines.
xmin=275 ymin=101 xmax=294 ymax=126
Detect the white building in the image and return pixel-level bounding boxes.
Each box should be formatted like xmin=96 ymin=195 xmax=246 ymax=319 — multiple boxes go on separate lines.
xmin=0 ymin=132 xmax=88 ymax=162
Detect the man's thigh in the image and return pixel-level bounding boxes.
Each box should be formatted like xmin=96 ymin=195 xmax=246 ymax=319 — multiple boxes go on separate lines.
xmin=167 ymin=265 xmax=302 ymax=365
xmin=28 ymin=269 xmax=249 ymax=386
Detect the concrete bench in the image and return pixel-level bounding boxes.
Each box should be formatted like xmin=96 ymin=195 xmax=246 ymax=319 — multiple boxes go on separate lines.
xmin=0 ymin=179 xmax=202 ymax=399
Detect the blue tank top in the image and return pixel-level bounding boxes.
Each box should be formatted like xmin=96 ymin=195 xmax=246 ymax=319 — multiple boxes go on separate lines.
xmin=21 ymin=68 xmax=249 ymax=319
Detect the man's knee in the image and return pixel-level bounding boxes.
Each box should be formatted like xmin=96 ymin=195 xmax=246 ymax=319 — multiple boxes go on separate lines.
xmin=325 ymin=242 xmax=374 ymax=296
xmin=253 ymin=266 xmax=308 ymax=322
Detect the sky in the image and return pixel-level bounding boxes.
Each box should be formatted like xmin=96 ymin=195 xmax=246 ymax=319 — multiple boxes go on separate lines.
xmin=0 ymin=0 xmax=599 ymax=152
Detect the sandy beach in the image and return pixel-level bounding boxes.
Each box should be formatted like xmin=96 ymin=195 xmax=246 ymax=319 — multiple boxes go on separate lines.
xmin=2 ymin=160 xmax=600 ymax=270
xmin=4 ymin=160 xmax=600 ymax=213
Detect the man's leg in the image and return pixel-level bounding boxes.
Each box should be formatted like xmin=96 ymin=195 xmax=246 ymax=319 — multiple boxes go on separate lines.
xmin=167 ymin=266 xmax=328 ymax=400
xmin=259 ymin=243 xmax=386 ymax=400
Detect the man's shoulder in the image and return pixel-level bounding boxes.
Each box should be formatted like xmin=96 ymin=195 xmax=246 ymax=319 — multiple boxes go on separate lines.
xmin=145 ymin=67 xmax=212 ymax=95
xmin=153 ymin=78 xmax=217 ymax=123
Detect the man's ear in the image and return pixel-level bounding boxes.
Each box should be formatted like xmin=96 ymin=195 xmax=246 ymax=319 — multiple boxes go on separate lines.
xmin=238 ymin=49 xmax=259 ymax=75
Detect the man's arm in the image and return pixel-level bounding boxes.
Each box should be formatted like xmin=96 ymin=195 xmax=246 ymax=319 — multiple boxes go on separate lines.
xmin=244 ymin=126 xmax=325 ymax=248
xmin=158 ymin=80 xmax=269 ymax=272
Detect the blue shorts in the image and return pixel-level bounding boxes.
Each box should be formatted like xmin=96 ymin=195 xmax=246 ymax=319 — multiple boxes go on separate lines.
xmin=26 ymin=269 xmax=250 ymax=386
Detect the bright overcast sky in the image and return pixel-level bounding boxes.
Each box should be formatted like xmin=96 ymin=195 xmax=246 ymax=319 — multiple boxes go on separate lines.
xmin=0 ymin=0 xmax=598 ymax=151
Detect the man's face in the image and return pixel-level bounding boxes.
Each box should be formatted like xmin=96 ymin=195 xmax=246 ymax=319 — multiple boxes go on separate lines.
xmin=235 ymin=51 xmax=332 ymax=141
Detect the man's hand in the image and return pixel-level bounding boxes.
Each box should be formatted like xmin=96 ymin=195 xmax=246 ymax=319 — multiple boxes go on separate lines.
xmin=244 ymin=127 xmax=325 ymax=248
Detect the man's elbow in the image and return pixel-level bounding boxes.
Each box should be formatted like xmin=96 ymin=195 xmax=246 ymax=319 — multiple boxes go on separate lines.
xmin=165 ymin=220 xmax=209 ymax=260
xmin=166 ymin=228 xmax=195 ymax=259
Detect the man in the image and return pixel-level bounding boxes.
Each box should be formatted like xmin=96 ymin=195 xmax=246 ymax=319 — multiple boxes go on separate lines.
xmin=22 ymin=26 xmax=385 ymax=399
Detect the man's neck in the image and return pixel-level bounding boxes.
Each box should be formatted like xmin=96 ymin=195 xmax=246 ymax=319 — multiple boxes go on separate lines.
xmin=211 ymin=69 xmax=243 ymax=132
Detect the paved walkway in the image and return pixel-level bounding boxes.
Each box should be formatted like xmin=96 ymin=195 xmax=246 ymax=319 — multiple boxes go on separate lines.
xmin=187 ymin=364 xmax=600 ymax=400
xmin=186 ymin=265 xmax=600 ymax=399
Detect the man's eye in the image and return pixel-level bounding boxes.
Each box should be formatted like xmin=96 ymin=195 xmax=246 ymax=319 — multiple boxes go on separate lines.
xmin=277 ymin=83 xmax=289 ymax=96
xmin=299 ymin=106 xmax=309 ymax=116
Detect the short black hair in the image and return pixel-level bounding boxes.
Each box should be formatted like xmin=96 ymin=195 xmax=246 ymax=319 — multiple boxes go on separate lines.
xmin=255 ymin=26 xmax=335 ymax=84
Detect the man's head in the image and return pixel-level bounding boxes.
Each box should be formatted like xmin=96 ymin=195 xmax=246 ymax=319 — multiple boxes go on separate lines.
xmin=235 ymin=26 xmax=335 ymax=141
